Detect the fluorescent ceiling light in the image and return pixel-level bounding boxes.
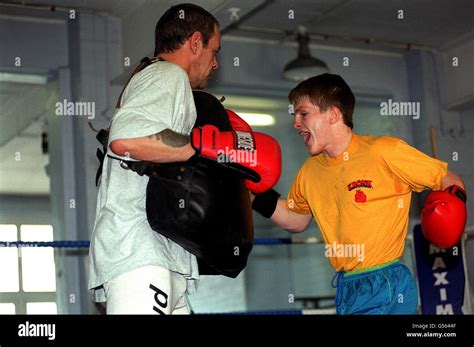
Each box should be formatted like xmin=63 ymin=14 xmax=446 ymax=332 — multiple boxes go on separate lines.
xmin=0 ymin=72 xmax=47 ymax=85
xmin=237 ymin=112 xmax=275 ymax=126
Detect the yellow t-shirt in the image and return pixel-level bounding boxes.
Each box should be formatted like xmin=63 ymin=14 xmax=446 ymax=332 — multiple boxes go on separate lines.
xmin=287 ymin=133 xmax=447 ymax=272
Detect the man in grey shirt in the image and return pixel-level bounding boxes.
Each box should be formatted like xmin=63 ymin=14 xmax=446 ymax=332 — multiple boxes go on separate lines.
xmin=89 ymin=3 xmax=221 ymax=314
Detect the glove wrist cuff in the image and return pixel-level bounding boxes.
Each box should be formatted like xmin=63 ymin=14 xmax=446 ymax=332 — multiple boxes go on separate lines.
xmin=252 ymin=189 xmax=281 ymax=218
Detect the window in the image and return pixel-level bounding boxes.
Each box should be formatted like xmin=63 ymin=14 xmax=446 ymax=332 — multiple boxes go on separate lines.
xmin=0 ymin=224 xmax=57 ymax=314
xmin=26 ymin=302 xmax=57 ymax=315
xmin=21 ymin=225 xmax=57 ymax=292
xmin=0 ymin=303 xmax=16 ymax=314
xmin=0 ymin=224 xmax=20 ymax=292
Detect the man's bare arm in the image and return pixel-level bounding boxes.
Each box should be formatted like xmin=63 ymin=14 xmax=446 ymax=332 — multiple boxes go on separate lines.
xmin=270 ymin=198 xmax=312 ymax=233
xmin=109 ymin=129 xmax=195 ymax=163
xmin=441 ymin=170 xmax=465 ymax=190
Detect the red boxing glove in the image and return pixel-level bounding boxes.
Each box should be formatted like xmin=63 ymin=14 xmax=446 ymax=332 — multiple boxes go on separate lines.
xmin=244 ymin=131 xmax=281 ymax=194
xmin=192 ymin=124 xmax=281 ymax=194
xmin=225 ymin=109 xmax=282 ymax=193
xmin=226 ymin=109 xmax=252 ymax=132
xmin=421 ymin=185 xmax=467 ymax=248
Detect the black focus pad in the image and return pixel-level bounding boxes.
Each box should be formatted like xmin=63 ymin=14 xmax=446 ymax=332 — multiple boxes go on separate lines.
xmin=146 ymin=159 xmax=254 ymax=278
xmin=192 ymin=91 xmax=232 ymax=131
xmin=145 ymin=90 xmax=255 ymax=278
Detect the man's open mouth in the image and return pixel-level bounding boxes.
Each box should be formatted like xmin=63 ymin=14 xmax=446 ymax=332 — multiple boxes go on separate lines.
xmin=299 ymin=130 xmax=311 ymax=145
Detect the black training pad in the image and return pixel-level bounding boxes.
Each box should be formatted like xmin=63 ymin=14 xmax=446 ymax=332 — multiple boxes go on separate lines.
xmin=146 ymin=91 xmax=254 ymax=278
xmin=192 ymin=90 xmax=231 ymax=129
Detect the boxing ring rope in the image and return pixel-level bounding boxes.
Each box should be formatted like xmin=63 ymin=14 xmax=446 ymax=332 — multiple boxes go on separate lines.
xmin=0 ymin=237 xmax=326 ymax=248
xmin=0 ymin=241 xmax=91 ymax=248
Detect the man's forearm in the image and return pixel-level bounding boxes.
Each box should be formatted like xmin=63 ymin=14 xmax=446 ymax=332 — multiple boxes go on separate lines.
xmin=109 ymin=129 xmax=195 ymax=163
xmin=271 ymin=198 xmax=312 ymax=233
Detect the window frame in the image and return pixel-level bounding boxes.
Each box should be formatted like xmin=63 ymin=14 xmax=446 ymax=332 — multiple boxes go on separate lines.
xmin=0 ymin=224 xmax=57 ymax=314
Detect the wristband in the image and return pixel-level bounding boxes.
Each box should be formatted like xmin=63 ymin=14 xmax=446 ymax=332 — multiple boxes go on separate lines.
xmin=252 ymin=189 xmax=281 ymax=218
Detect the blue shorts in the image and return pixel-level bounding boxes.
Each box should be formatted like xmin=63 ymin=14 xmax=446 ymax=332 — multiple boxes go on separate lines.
xmin=332 ymin=260 xmax=418 ymax=315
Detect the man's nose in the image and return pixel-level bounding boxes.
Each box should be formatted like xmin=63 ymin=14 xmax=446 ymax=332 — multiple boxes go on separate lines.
xmin=213 ymin=57 xmax=219 ymax=70
xmin=293 ymin=115 xmax=301 ymax=129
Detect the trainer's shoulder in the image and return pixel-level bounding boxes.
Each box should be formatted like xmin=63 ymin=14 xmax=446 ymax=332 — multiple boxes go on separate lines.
xmin=151 ymin=61 xmax=188 ymax=81
xmin=133 ymin=61 xmax=189 ymax=88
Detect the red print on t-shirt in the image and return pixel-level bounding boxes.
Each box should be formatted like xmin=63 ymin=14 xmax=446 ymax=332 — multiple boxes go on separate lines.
xmin=355 ymin=189 xmax=367 ymax=203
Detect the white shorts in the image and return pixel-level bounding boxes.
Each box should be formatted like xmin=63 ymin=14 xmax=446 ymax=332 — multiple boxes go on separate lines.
xmin=103 ymin=265 xmax=190 ymax=314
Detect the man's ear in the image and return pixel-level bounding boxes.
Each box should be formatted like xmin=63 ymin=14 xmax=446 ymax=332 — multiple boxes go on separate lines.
xmin=188 ymin=31 xmax=203 ymax=55
xmin=329 ymin=106 xmax=342 ymax=125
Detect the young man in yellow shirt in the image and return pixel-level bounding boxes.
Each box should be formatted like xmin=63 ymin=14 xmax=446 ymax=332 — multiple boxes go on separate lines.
xmin=252 ymin=73 xmax=466 ymax=314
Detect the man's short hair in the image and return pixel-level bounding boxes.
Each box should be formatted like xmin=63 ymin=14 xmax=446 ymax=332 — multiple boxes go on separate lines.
xmin=288 ymin=73 xmax=355 ymax=129
xmin=154 ymin=3 xmax=219 ymax=55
